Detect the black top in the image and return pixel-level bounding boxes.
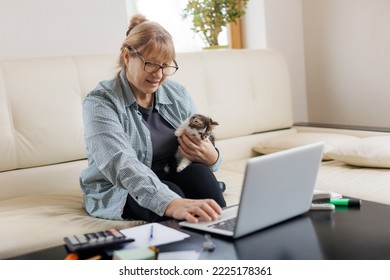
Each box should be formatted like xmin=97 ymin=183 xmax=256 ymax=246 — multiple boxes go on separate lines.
xmin=138 ymin=101 xmax=178 ymax=173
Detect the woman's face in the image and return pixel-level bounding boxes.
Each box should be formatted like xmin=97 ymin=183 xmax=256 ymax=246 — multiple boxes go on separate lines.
xmin=125 ymin=50 xmax=168 ymax=96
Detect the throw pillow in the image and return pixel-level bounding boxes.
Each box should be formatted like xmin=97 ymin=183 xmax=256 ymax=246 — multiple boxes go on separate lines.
xmin=252 ymin=132 xmax=359 ymax=160
xmin=325 ymin=136 xmax=390 ymax=168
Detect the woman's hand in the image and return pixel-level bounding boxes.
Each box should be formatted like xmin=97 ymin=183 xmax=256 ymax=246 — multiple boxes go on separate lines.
xmin=177 ymin=132 xmax=218 ymax=166
xmin=165 ymin=198 xmax=222 ymax=223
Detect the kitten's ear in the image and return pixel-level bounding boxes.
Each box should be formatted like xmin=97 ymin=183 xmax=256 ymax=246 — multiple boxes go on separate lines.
xmin=211 ymin=119 xmax=219 ymax=126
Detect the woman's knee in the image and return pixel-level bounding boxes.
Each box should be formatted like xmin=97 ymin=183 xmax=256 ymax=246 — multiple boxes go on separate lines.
xmin=174 ymin=163 xmax=226 ymax=207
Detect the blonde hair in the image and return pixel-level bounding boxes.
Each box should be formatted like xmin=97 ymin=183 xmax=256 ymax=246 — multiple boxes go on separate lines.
xmin=118 ymin=14 xmax=176 ymax=70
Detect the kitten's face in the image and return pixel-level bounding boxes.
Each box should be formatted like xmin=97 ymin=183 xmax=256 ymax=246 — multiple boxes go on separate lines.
xmin=188 ymin=114 xmax=219 ymax=140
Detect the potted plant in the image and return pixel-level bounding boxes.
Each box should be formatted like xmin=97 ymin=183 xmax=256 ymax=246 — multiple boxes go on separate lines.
xmin=182 ymin=0 xmax=250 ymax=49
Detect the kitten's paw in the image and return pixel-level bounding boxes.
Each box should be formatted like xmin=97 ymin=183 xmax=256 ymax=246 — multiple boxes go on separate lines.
xmin=176 ymin=158 xmax=191 ymax=172
xmin=176 ymin=165 xmax=185 ymax=172
xmin=164 ymin=164 xmax=170 ymax=174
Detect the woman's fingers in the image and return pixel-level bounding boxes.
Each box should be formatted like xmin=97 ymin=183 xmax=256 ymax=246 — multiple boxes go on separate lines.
xmin=165 ymin=198 xmax=222 ymax=223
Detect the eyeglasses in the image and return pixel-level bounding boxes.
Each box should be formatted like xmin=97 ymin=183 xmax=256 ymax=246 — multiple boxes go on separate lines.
xmin=127 ymin=46 xmax=179 ymax=76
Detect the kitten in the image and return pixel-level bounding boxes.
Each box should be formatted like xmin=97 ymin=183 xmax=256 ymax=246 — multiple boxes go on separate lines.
xmin=166 ymin=114 xmax=219 ymax=173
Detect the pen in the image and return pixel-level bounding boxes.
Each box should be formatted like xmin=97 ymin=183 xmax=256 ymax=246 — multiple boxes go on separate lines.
xmin=149 ymin=225 xmax=154 ymax=240
xmin=329 ymin=198 xmax=361 ymax=207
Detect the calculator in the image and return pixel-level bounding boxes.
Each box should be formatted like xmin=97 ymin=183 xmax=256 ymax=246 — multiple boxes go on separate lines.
xmin=64 ymin=228 xmax=134 ymax=253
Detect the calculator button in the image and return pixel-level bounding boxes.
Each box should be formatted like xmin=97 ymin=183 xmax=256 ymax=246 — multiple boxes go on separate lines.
xmin=75 ymin=234 xmax=88 ymax=244
xmin=86 ymin=233 xmax=97 ymax=242
xmin=95 ymin=232 xmax=106 ymax=242
xmin=67 ymin=235 xmax=80 ymax=245
xmin=102 ymin=231 xmax=114 ymax=240
xmin=109 ymin=229 xmax=125 ymax=239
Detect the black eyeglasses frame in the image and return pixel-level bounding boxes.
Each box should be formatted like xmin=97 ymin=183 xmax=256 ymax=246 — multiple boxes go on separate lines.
xmin=127 ymin=46 xmax=179 ymax=76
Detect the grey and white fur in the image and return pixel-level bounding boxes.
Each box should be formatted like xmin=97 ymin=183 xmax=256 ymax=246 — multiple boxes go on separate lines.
xmin=166 ymin=114 xmax=219 ymax=173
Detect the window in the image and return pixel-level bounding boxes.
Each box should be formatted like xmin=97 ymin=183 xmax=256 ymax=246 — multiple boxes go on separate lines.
xmin=126 ymin=0 xmax=228 ymax=52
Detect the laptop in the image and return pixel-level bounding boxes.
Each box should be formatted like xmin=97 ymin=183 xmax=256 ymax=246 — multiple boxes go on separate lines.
xmin=179 ymin=142 xmax=324 ymax=238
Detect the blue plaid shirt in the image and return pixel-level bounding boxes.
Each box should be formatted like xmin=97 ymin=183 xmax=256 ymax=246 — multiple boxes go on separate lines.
xmin=80 ymin=70 xmax=222 ymax=220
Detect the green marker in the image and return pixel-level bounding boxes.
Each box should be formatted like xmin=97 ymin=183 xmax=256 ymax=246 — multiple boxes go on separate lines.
xmin=330 ymin=198 xmax=361 ymax=207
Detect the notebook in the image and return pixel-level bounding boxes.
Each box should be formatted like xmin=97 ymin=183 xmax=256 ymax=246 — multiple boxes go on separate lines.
xmin=179 ymin=142 xmax=324 ymax=239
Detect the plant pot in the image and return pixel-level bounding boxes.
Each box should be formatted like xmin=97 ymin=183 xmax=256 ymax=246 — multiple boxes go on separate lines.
xmin=202 ymin=45 xmax=229 ymax=50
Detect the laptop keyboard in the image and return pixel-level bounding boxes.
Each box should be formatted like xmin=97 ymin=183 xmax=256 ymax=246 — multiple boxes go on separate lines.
xmin=208 ymin=217 xmax=237 ymax=231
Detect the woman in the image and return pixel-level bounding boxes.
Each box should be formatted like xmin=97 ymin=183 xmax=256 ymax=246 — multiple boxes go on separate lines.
xmin=80 ymin=14 xmax=226 ymax=223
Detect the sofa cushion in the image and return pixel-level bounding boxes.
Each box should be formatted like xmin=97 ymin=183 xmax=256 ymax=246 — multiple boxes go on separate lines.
xmin=0 ymin=190 xmax=145 ymax=259
xmin=215 ymin=164 xmax=246 ymax=206
xmin=316 ymin=160 xmax=390 ymax=205
xmin=252 ymin=132 xmax=358 ymax=160
xmin=325 ymin=136 xmax=390 ymax=168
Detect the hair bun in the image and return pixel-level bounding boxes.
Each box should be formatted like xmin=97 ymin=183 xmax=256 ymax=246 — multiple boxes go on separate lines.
xmin=126 ymin=14 xmax=148 ymax=36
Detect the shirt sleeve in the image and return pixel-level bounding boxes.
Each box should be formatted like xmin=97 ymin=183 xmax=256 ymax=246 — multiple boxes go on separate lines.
xmin=209 ymin=148 xmax=222 ymax=172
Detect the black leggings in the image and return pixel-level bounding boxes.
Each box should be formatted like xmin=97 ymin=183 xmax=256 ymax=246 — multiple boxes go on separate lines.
xmin=122 ymin=163 xmax=226 ymax=222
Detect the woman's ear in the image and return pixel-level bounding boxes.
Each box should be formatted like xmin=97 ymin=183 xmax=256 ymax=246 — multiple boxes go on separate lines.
xmin=123 ymin=49 xmax=131 ymax=66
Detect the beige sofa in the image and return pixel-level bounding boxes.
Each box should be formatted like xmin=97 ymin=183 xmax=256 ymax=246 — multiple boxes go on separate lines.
xmin=1 ymin=49 xmax=390 ymax=259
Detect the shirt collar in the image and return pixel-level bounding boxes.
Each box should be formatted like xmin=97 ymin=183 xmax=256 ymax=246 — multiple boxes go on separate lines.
xmin=119 ymin=69 xmax=137 ymax=107
xmin=155 ymin=83 xmax=173 ymax=106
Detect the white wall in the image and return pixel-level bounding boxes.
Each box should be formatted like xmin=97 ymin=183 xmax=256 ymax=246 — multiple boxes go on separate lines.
xmin=0 ymin=0 xmax=128 ymax=60
xmin=263 ymin=0 xmax=308 ymax=123
xmin=302 ymin=0 xmax=390 ymax=127
xmin=243 ymin=0 xmax=309 ymax=123
xmin=242 ymin=0 xmax=267 ymax=49
xmin=245 ymin=0 xmax=390 ymax=128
